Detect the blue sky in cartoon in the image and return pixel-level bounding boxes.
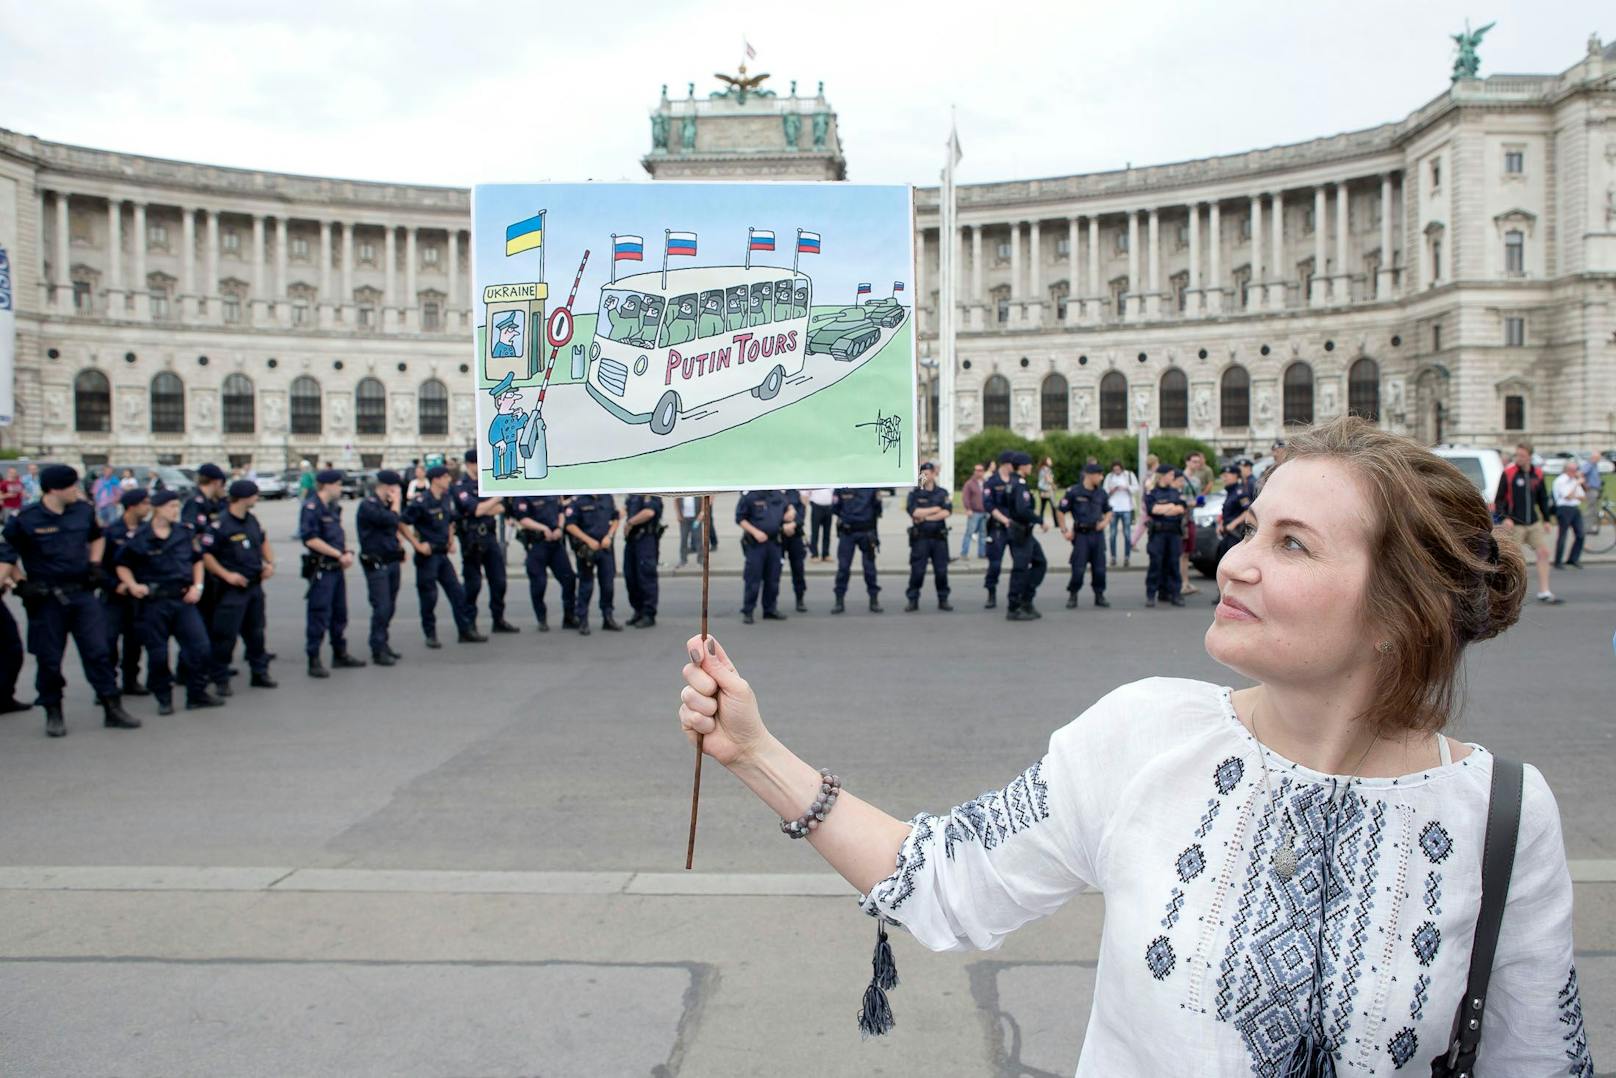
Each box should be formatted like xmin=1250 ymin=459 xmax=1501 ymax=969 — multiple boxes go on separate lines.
xmin=472 ymin=183 xmax=912 ymax=321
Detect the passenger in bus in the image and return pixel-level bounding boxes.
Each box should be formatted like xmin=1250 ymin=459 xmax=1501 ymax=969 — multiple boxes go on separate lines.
xmin=698 ymin=291 xmax=726 ymax=338
xmin=662 ymin=295 xmax=698 ymax=346
xmin=775 ymin=281 xmax=794 ymax=319
xmin=639 ymin=297 xmax=665 ymax=344
xmin=491 ymin=311 xmax=523 ymax=358
xmin=746 ymin=282 xmax=772 ymax=328
xmin=601 ymin=294 xmax=643 ymax=343
xmin=726 ymin=287 xmax=747 ymax=333
xmin=792 ymin=284 xmax=809 ymax=319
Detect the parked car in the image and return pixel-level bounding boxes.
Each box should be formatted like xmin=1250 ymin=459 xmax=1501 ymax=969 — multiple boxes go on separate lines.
xmin=1431 ymin=446 xmax=1504 ymax=504
xmin=97 ymin=465 xmax=196 ymax=497
xmin=1190 ymin=491 xmax=1227 ymax=579
xmin=340 ymin=472 xmax=361 ymax=499
xmin=253 ymin=473 xmax=288 ymax=499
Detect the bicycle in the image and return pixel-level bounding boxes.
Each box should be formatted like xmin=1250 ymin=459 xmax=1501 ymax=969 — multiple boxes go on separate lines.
xmin=1582 ymin=496 xmax=1616 ymax=555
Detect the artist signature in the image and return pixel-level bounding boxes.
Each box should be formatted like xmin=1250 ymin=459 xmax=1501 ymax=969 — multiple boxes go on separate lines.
xmin=854 ymin=411 xmax=902 ymax=465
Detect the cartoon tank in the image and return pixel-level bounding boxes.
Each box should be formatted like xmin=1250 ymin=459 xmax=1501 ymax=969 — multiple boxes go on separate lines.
xmin=858 ymin=297 xmax=906 ymax=329
xmin=806 ymin=306 xmax=882 ymax=361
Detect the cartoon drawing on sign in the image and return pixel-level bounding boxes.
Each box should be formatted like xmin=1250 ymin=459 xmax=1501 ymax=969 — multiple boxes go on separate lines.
xmin=470 ymin=183 xmax=916 ymax=496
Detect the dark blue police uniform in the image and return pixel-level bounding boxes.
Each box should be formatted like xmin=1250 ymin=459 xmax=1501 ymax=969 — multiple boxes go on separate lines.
xmin=119 ymin=519 xmax=214 ymax=705
xmin=181 ymin=484 xmax=226 ymax=638
xmin=402 ymin=489 xmax=476 ymax=642
xmin=982 ymin=461 xmax=1012 ymax=607
xmin=452 ymin=468 xmax=511 ymax=631
xmin=904 ymin=482 xmax=952 ymax=607
xmin=1144 ymin=473 xmax=1187 ymax=605
xmin=1005 ymin=469 xmax=1047 ymax=617
xmin=1216 ymin=474 xmax=1252 ymax=564
xmin=1057 ymin=475 xmax=1110 ymax=606
xmin=202 ymin=507 xmax=271 ymax=682
xmin=507 ymin=496 xmax=576 ymax=629
xmin=298 ymin=493 xmax=353 ymax=657
xmin=567 ymin=494 xmax=619 ymax=631
xmin=736 ymin=490 xmax=788 ymax=619
xmin=831 ymin=487 xmax=882 ymax=610
xmin=0 ymin=539 xmax=28 ymax=709
xmin=357 ymin=493 xmax=406 ymax=657
xmin=623 ymin=494 xmax=663 ymax=624
xmin=99 ymin=506 xmax=149 ymax=692
xmin=780 ymin=489 xmax=808 ymax=610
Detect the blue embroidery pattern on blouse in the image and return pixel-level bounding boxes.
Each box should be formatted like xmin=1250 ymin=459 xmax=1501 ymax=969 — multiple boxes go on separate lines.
xmin=1423 ymin=871 xmax=1442 ymax=916
xmin=1215 ymin=756 xmax=1245 ymax=795
xmin=1409 ymin=973 xmax=1430 ymax=1021
xmin=1161 ymin=886 xmax=1185 ymax=929
xmin=1146 ymin=935 xmax=1177 ymax=980
xmin=870 ymin=813 xmax=935 ymax=917
xmin=1177 ymin=844 xmax=1206 ymax=883
xmin=940 ymin=759 xmax=1052 ymax=862
xmin=1559 ymin=966 xmax=1594 ymax=1078
xmin=1419 ymin=821 xmax=1453 ymax=864
xmin=1387 ymin=1027 xmax=1418 ymax=1068
xmin=1195 ymin=797 xmax=1222 ymax=838
xmin=1411 ymin=921 xmax=1441 ymax=967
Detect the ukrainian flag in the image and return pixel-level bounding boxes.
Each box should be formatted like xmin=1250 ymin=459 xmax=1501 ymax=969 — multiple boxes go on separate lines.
xmin=505 ymin=212 xmax=544 ymax=257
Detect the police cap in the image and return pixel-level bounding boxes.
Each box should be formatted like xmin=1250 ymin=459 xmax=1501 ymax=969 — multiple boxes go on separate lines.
xmin=150 ymin=489 xmax=180 ymax=507
xmin=197 ymin=463 xmax=227 ymax=482
xmin=426 ymin=465 xmax=448 ymax=480
xmin=1156 ymin=463 xmax=1176 ymax=477
xmin=1220 ymin=461 xmax=1241 ymax=476
xmin=229 ymin=479 xmax=259 ymax=500
xmin=119 ymin=488 xmax=150 ymax=508
xmin=1011 ymin=451 xmax=1033 ymax=467
xmin=376 ymin=469 xmax=403 ymax=487
xmin=39 ymin=464 xmax=79 ymax=492
xmin=464 ymin=447 xmax=478 ymax=463
xmin=316 ymin=468 xmax=344 ymax=485
xmin=918 ymin=460 xmax=936 ymax=473
xmin=997 ymin=450 xmax=1017 ymax=465
xmin=1082 ymin=463 xmax=1103 ymax=475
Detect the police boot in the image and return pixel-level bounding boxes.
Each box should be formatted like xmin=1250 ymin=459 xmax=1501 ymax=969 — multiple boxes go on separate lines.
xmin=155 ymin=694 xmax=175 ymax=716
xmin=762 ymin=610 xmax=787 ymax=621
xmin=45 ymin=705 xmax=67 ymax=738
xmin=372 ymin=651 xmax=397 ymax=667
xmin=577 ymin=620 xmax=592 ymax=636
xmin=250 ymin=671 xmax=279 ymax=688
xmin=831 ymin=598 xmax=845 ymax=614
xmin=186 ymin=690 xmax=226 ymax=710
xmin=308 ymin=655 xmax=331 ymax=678
xmin=562 ymin=615 xmax=580 ymax=630
xmin=492 ymin=619 xmax=521 ymax=634
xmin=332 ymin=651 xmax=368 ymax=669
xmin=423 ymin=635 xmax=443 ymax=649
xmin=795 ymin=596 xmax=807 ymax=613
xmin=904 ymin=599 xmax=919 ymax=612
xmin=214 ymin=678 xmax=235 ymax=697
xmin=601 ymin=616 xmax=623 ymax=631
xmin=742 ymin=611 xmax=755 ymax=624
xmin=868 ymin=598 xmax=883 ymax=614
xmin=0 ymin=696 xmax=31 ymax=714
xmin=458 ymin=628 xmax=488 ymax=643
xmin=1023 ymin=603 xmax=1043 ymax=620
xmin=626 ymin=612 xmax=646 ymax=628
xmin=633 ymin=615 xmax=656 ymax=629
xmin=1006 ymin=607 xmax=1030 ymax=621
xmin=1145 ymin=597 xmax=1157 ymax=608
xmin=384 ymin=645 xmax=402 ymax=660
xmin=122 ymin=680 xmax=152 ymax=697
xmin=984 ymin=589 xmax=997 ymax=610
xmin=1066 ymin=593 xmax=1078 ymax=609
xmin=1170 ymin=596 xmax=1186 ymax=607
xmin=537 ymin=620 xmax=550 ymax=632
xmin=101 ymin=694 xmax=142 ymax=729
xmin=1094 ymin=595 xmax=1110 ymax=608
xmin=939 ymin=599 xmax=954 ymax=611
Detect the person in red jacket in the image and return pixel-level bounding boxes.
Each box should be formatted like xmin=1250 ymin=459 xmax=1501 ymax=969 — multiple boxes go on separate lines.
xmin=1492 ymin=442 xmax=1563 ymax=604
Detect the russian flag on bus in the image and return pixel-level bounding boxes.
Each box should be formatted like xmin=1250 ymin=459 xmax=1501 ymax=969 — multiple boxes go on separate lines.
xmin=797 ymin=231 xmax=821 ymax=254
xmin=505 ymin=212 xmax=544 ymax=257
xmin=666 ymin=231 xmax=698 ymax=257
xmin=856 ymin=282 xmax=872 ymax=296
xmin=613 ymin=235 xmax=644 ymax=262
xmin=893 ymin=281 xmax=905 ymax=293
xmin=749 ymin=229 xmax=776 ymax=252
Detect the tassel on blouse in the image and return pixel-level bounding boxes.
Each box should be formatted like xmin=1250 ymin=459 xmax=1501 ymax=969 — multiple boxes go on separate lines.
xmin=857 ymin=919 xmax=899 ymax=1037
xmin=1279 ymin=1030 xmax=1336 ymax=1078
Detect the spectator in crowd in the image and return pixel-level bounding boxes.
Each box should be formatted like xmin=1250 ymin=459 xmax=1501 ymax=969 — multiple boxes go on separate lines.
xmin=119 ymin=468 xmax=140 ymax=492
xmin=406 ymin=464 xmax=429 ymax=501
xmin=1493 ymin=441 xmax=1563 ymax=604
xmin=676 ymin=495 xmax=699 ymax=568
xmin=1582 ymin=450 xmax=1604 ymax=505
xmin=808 ymin=487 xmax=835 ymax=562
xmin=959 ymin=463 xmax=987 ymax=560
xmin=1141 ymin=454 xmax=1161 ymax=494
xmin=1171 ymin=470 xmax=1201 ymax=597
xmin=1552 ymin=460 xmax=1586 ymax=568
xmin=1036 ymin=457 xmax=1056 ymax=529
xmin=1103 ymin=460 xmax=1140 ymax=568
xmin=0 ymin=467 xmax=22 ymax=522
xmin=297 ymin=461 xmax=316 ymax=500
xmin=94 ymin=466 xmax=123 ymax=527
xmin=20 ymin=463 xmax=41 ymax=505
xmin=1184 ymin=452 xmax=1214 ymax=496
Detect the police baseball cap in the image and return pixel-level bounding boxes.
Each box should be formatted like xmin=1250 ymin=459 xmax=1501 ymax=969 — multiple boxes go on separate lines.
xmin=39 ymin=464 xmax=79 ymax=492
xmin=197 ymin=463 xmax=227 ymax=482
xmin=1082 ymin=463 xmax=1103 ymax=475
xmin=119 ymin=488 xmax=149 ymax=508
xmin=1271 ymin=439 xmax=1286 ymax=450
xmin=376 ymin=469 xmax=403 ymax=487
xmin=1220 ymin=461 xmax=1241 ymax=476
xmin=426 ymin=465 xmax=448 ymax=480
xmin=997 ymin=450 xmax=1017 ymax=465
xmin=1013 ymin=452 xmax=1034 ymax=467
xmin=316 ymin=468 xmax=344 ymax=485
xmin=1236 ymin=457 xmax=1254 ymax=468
xmin=229 ymin=479 xmax=259 ymax=500
xmin=150 ymin=489 xmax=180 ymax=507
xmin=1156 ymin=463 xmax=1176 ymax=477
xmin=464 ymin=447 xmax=478 ymax=463
xmin=918 ymin=461 xmax=936 ymax=473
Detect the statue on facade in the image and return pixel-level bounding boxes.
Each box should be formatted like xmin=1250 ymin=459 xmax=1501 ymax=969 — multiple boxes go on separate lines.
xmin=330 ymin=395 xmax=348 ymax=430
xmin=1450 ymin=20 xmax=1495 ymax=82
xmin=1132 ymin=390 xmax=1150 ymax=423
xmin=1320 ymin=380 xmax=1339 ymax=416
xmin=1255 ymin=387 xmax=1274 ymax=424
xmin=782 ymin=111 xmax=801 ymax=150
xmin=264 ymin=394 xmax=284 ymax=431
xmin=651 ymin=112 xmax=669 ymax=150
xmin=680 ymin=113 xmax=697 ymax=151
xmin=1073 ymin=389 xmax=1090 ymax=424
xmin=812 ymin=112 xmax=829 ymax=149
xmin=392 ymin=394 xmax=412 ymax=423
xmin=195 ymin=391 xmax=216 ymax=429
xmin=1017 ymin=395 xmax=1032 ymax=423
xmin=44 ymin=389 xmax=67 ymax=426
xmin=1192 ymin=386 xmax=1211 ymax=426
xmin=1387 ymin=378 xmax=1405 ymax=417
xmin=713 ymin=63 xmax=773 ymax=104
xmin=121 ymin=390 xmax=143 ymax=426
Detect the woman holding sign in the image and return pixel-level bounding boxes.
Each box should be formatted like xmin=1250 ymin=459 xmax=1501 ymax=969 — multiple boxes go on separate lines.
xmin=675 ymin=417 xmax=1590 ymax=1076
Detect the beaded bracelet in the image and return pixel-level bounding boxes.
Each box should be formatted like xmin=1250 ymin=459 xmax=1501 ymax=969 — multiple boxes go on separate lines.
xmin=780 ymin=768 xmax=841 ymax=839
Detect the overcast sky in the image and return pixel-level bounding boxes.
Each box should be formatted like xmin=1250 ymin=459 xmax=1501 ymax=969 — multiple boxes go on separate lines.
xmin=2 ymin=1 xmax=1607 ymax=190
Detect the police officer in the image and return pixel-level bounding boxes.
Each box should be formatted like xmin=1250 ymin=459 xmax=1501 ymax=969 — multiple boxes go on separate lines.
xmin=1055 ymin=463 xmax=1111 ymax=609
xmin=904 ymin=463 xmax=953 ymax=612
xmin=623 ymin=493 xmax=664 ymax=628
xmin=564 ymin=493 xmax=621 ymax=635
xmin=356 ymin=469 xmax=408 ymax=665
xmin=0 ymin=541 xmax=28 ymax=715
xmin=116 ymin=489 xmax=225 ymax=714
xmin=780 ymin=488 xmax=808 ymax=613
xmin=831 ymin=487 xmax=882 ymax=614
xmin=401 ymin=465 xmax=483 ymax=647
xmin=507 ymin=493 xmax=577 ymax=631
xmin=100 ymin=488 xmax=153 ymax=696
xmin=982 ymin=451 xmax=1015 ymax=608
xmin=736 ymin=489 xmax=789 ymax=624
xmin=202 ymin=479 xmax=276 ymax=692
xmin=299 ymin=469 xmax=368 ymax=676
xmin=1004 ymin=452 xmax=1047 ymax=620
xmin=1144 ymin=463 xmax=1188 ymax=607
xmin=1 ymin=464 xmax=139 ymax=737
xmin=178 ymin=462 xmax=228 ymax=684
xmin=1210 ymin=461 xmax=1253 ymax=605
xmin=452 ymin=448 xmax=519 ymax=634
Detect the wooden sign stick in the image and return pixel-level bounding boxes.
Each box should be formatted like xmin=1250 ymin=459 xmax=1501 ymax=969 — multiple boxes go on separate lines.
xmin=686 ymin=493 xmax=713 ymax=870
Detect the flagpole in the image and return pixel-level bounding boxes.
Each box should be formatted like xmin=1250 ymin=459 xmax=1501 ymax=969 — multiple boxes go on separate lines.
xmin=938 ymin=109 xmax=959 ymax=503
xmin=539 ymin=210 xmax=546 ymax=284
xmin=662 ymin=229 xmax=670 ymax=291
xmin=746 ymin=227 xmax=753 ymax=271
xmin=793 ymin=228 xmax=801 ymax=275
xmin=610 ymin=234 xmax=618 ymax=285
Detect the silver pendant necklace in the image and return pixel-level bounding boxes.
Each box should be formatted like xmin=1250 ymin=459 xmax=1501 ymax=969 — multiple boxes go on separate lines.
xmin=1251 ymin=696 xmax=1377 ymax=880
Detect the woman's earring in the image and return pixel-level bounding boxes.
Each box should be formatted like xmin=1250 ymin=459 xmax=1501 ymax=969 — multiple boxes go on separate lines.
xmin=1376 ymin=640 xmax=1393 ymax=654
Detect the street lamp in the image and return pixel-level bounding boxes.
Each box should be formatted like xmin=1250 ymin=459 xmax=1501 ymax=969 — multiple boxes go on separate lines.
xmin=919 ymin=354 xmax=938 ymax=452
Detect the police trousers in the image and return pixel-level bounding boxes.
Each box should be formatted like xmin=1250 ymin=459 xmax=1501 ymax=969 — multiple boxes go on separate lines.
xmin=834 ymin=531 xmax=879 ymax=598
xmin=100 ymin=592 xmax=145 ymax=687
xmin=523 ymin=539 xmax=576 ymax=625
xmin=0 ymin=597 xmax=21 ymax=702
xmin=1008 ymin=533 xmax=1047 ymax=608
xmin=906 ymin=535 xmax=950 ymax=601
xmin=140 ymin=595 xmax=212 ymax=702
xmin=624 ymin=532 xmax=659 ymax=617
xmin=460 ymin=531 xmax=506 ymax=623
xmin=364 ymin=563 xmax=402 ymax=654
xmin=415 ymin=553 xmax=473 ymax=638
xmin=809 ymin=504 xmax=833 ymax=559
xmin=575 ymin=543 xmax=615 ymax=621
xmin=1068 ymin=531 xmax=1106 ymax=595
xmin=742 ymin=538 xmax=783 ymax=615
xmin=984 ymin=525 xmax=1008 ymax=592
xmin=305 ymin=567 xmax=349 ymax=656
xmin=1146 ymin=531 xmax=1184 ymax=599
xmin=22 ymin=589 xmax=117 ymax=706
xmin=782 ymin=529 xmax=807 ymax=599
xmin=211 ymin=581 xmax=269 ymax=679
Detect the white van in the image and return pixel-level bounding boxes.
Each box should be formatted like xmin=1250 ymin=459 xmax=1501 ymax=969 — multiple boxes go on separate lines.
xmin=1432 ymin=446 xmax=1505 ymax=504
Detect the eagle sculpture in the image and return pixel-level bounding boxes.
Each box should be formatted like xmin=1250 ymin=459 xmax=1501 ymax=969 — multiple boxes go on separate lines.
xmin=714 ymin=64 xmax=771 ymax=102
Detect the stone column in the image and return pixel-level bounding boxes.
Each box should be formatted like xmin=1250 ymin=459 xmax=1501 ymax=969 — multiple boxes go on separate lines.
xmin=383 ymin=226 xmax=398 ymax=331
xmin=1126 ymin=212 xmax=1140 ymax=321
xmin=1377 ymin=174 xmax=1395 ymax=299
xmin=1027 ymin=220 xmax=1043 ymax=327
xmin=1145 ymin=208 xmax=1161 ymax=318
xmin=318 ymin=221 xmax=334 ymax=328
xmin=970 ymin=225 xmax=984 ymax=330
xmin=205 ymin=210 xmax=221 ymax=324
xmin=54 ymin=192 xmax=71 ymax=311
xmin=274 ymin=216 xmax=289 ymax=325
xmin=341 ymin=223 xmax=355 ymax=312
xmin=1187 ymin=203 xmax=1201 ymax=316
xmin=181 ymin=208 xmax=197 ymax=320
xmin=1007 ymin=222 xmax=1021 ymax=326
xmin=1207 ymin=202 xmax=1223 ymax=314
xmin=1066 ymin=217 xmax=1079 ymax=324
xmin=1333 ymin=181 xmax=1349 ymax=304
xmin=1269 ymin=192 xmax=1284 ymax=309
xmin=1248 ymin=194 xmax=1262 ymax=311
xmin=1086 ymin=216 xmax=1099 ymax=324
xmin=1310 ymin=187 xmax=1327 ymax=307
xmin=131 ymin=202 xmax=149 ymax=320
xmin=106 ymin=199 xmax=125 ymax=316
xmin=251 ymin=215 xmax=267 ymax=323
xmin=446 ymin=230 xmax=459 ymax=331
xmin=404 ymin=227 xmax=419 ymax=332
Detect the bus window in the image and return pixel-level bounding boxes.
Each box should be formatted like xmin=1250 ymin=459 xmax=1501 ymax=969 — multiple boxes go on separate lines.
xmin=661 ymin=294 xmax=699 ymax=347
xmin=792 ymin=280 xmax=810 ymax=318
xmin=746 ymin=281 xmax=773 ymax=328
xmin=640 ymin=296 xmax=665 ymax=342
xmin=599 ymin=289 xmax=655 ymax=344
xmin=698 ymin=290 xmax=727 ymax=338
xmin=775 ymin=280 xmax=795 ymax=322
xmin=725 ymin=286 xmax=748 ymax=332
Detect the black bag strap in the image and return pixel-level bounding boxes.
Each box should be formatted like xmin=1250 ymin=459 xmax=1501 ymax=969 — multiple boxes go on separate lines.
xmin=1432 ymin=755 xmax=1523 ymax=1077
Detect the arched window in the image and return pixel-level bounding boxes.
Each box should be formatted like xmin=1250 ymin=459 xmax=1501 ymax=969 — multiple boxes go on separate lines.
xmin=222 ymin=373 xmax=255 ymax=434
xmin=418 ymin=379 xmax=449 ymax=436
xmin=983 ymin=374 xmax=1011 ymax=429
xmin=150 ymin=372 xmax=185 ymax=433
xmin=355 ymin=377 xmax=386 ymax=435
xmin=1220 ymin=365 xmax=1250 ymax=428
xmin=1040 ymin=373 xmax=1068 ymax=431
xmin=1159 ymin=368 xmax=1188 ymax=429
xmin=1283 ymin=362 xmax=1314 ymax=427
xmin=1348 ymin=358 xmax=1380 ymax=421
xmin=290 ymin=376 xmax=322 ymax=435
xmin=1099 ymin=371 xmax=1128 ymax=429
xmin=74 ymin=369 xmax=111 ymax=432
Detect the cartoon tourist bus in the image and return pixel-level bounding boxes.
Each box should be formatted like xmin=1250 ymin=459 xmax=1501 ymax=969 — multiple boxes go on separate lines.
xmin=586 ymin=266 xmax=812 ymax=436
